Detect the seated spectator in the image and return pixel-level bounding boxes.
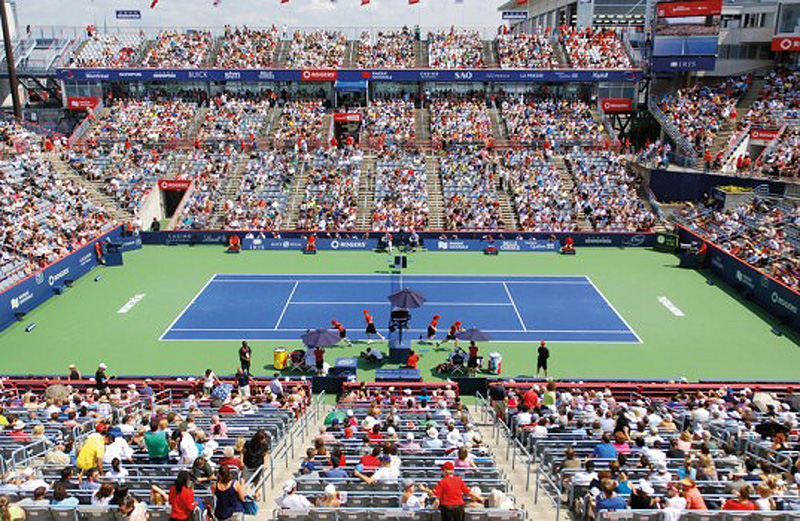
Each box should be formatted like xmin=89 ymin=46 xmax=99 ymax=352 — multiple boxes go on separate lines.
xmin=428 ymin=29 xmax=485 ymax=68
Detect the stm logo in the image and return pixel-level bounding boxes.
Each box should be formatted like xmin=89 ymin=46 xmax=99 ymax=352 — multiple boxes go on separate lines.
xmin=224 ymin=71 xmax=241 ymax=80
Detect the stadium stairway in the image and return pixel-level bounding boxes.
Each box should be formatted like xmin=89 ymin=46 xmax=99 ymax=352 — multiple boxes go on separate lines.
xmin=283 ymin=158 xmax=311 ymax=229
xmin=265 ymin=105 xmax=283 ymax=138
xmin=186 ymin=107 xmax=209 ymax=140
xmin=468 ymin=403 xmax=563 ymax=521
xmin=356 ymin=154 xmax=377 ymax=230
xmin=495 ymin=177 xmax=519 ymax=230
xmin=210 ymin=152 xmax=249 ymax=228
xmin=204 ymin=37 xmax=223 ymax=67
xmin=425 ymin=154 xmax=445 ymax=229
xmin=344 ymin=40 xmax=358 ymax=69
xmin=415 ymin=39 xmax=429 ymax=68
xmin=414 ymin=108 xmax=431 ymax=143
xmin=273 ymin=40 xmax=289 ymax=68
xmin=47 ymin=152 xmax=131 ymax=223
xmin=482 ymin=40 xmax=499 ymax=68
xmin=488 ymin=108 xmax=510 ymax=148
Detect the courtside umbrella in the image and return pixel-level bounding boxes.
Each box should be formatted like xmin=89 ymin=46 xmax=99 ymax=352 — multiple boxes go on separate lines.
xmin=301 ymin=328 xmax=341 ymax=348
xmin=388 ymin=288 xmax=427 ymax=309
xmin=457 ymin=327 xmax=490 ymax=342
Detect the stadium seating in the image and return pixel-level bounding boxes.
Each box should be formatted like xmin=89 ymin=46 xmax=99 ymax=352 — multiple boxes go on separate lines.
xmin=215 ymin=26 xmax=280 ymax=69
xmin=440 ymin=149 xmax=504 ymax=231
xmin=430 ymin=95 xmax=493 ymax=145
xmin=496 ymin=30 xmax=557 ymax=69
xmin=559 ymin=26 xmax=633 ymax=69
xmin=84 ymin=100 xmax=198 ymax=144
xmin=427 ymin=29 xmax=485 ymax=69
xmin=141 ymin=30 xmax=213 ymax=68
xmin=198 ymin=96 xmax=274 ymax=142
xmin=70 ymin=33 xmax=144 ymax=68
xmin=356 ymin=29 xmax=416 ymax=69
xmin=371 ymin=152 xmax=429 ymax=232
xmin=500 ymin=96 xmax=603 ymax=146
xmin=295 ymin=149 xmax=361 ymax=231
xmin=285 ymin=30 xmax=347 ymax=69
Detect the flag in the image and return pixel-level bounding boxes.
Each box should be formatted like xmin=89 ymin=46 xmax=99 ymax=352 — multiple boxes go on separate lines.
xmin=281 ymin=0 xmax=289 ymax=3
xmin=410 ymin=0 xmax=420 ymax=3
xmin=454 ymin=0 xmax=463 ymax=4
xmin=361 ymin=0 xmax=370 ymax=4
xmin=516 ymin=0 xmax=528 ymax=4
xmin=150 ymin=0 xmax=158 ymax=7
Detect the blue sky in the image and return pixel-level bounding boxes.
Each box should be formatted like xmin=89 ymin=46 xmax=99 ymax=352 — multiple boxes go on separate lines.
xmin=17 ymin=0 xmax=503 ymax=33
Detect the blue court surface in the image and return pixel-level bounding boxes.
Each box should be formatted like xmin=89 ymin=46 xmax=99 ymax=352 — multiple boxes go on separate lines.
xmin=161 ymin=274 xmax=641 ymax=343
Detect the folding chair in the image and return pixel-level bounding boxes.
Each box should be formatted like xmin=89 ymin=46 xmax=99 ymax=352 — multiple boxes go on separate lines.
xmin=287 ymin=350 xmax=309 ymax=373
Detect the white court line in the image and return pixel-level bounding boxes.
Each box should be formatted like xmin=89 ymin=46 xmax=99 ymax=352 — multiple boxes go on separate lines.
xmin=273 ymin=281 xmax=299 ymax=330
xmin=657 ymin=296 xmax=685 ymax=317
xmin=169 ymin=327 xmax=633 ymax=333
xmin=213 ymin=273 xmax=591 ymax=279
xmin=288 ymin=301 xmax=513 ymax=306
xmin=503 ymin=281 xmax=528 ymax=332
xmin=158 ymin=275 xmax=216 ymax=341
xmin=210 ymin=279 xmax=590 ymax=285
xmin=161 ymin=338 xmax=639 ymax=344
xmin=585 ymin=277 xmax=643 ymax=344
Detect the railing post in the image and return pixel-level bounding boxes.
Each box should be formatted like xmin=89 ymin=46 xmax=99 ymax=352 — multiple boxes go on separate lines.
xmin=534 ymin=465 xmax=540 ymax=503
xmin=526 ymin=456 xmax=531 ymax=491
xmin=511 ymin=439 xmax=517 ymax=470
xmin=269 ymin=452 xmax=275 ymax=489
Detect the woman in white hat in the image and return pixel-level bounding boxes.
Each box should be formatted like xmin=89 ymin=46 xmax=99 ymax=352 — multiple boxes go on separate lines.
xmin=316 ymin=484 xmax=342 ymax=508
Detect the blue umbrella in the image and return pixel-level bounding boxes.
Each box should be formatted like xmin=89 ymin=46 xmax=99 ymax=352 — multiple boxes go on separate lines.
xmin=388 ymin=288 xmax=427 ymax=309
xmin=301 ymin=328 xmax=341 ymax=348
xmin=211 ymin=383 xmax=234 ymax=401
xmin=457 ymin=327 xmax=490 ymax=342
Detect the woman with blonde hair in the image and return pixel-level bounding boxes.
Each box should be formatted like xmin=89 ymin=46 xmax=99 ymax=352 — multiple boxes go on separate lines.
xmin=316 ymin=484 xmax=342 ymax=508
xmin=755 ymin=483 xmax=776 ymax=510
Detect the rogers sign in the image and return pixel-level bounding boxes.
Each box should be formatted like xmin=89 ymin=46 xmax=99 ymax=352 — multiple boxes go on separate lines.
xmin=601 ymin=98 xmax=633 ymax=113
xmin=158 ymin=179 xmax=192 ymax=191
xmin=772 ymin=37 xmax=800 ymax=52
xmin=301 ymin=69 xmax=338 ymax=81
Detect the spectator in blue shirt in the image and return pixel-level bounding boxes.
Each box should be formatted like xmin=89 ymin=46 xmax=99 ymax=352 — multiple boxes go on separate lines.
xmin=593 ymin=434 xmax=618 ymax=459
xmin=321 ymin=458 xmax=348 ymax=481
xmin=596 ymin=479 xmax=627 ymax=512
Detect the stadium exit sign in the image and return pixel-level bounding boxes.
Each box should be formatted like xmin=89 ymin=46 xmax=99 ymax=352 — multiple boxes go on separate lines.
xmin=502 ymin=11 xmax=528 ymax=20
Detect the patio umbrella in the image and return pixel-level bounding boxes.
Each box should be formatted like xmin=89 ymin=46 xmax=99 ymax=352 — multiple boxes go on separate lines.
xmin=301 ymin=328 xmax=341 ymax=348
xmin=457 ymin=327 xmax=490 ymax=342
xmin=44 ymin=384 xmax=70 ymax=401
xmin=387 ymin=288 xmax=427 ymax=309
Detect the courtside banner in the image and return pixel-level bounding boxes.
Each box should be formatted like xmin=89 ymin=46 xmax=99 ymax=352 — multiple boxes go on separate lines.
xmin=57 ymin=68 xmax=644 ymax=83
xmin=0 ymin=227 xmax=141 ymax=332
xmin=143 ymin=231 xmax=655 ymax=247
xmin=677 ymin=225 xmax=800 ymax=333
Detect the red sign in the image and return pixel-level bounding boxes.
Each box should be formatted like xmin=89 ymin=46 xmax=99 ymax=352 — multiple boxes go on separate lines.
xmin=601 ymin=98 xmax=634 ymax=113
xmin=301 ymin=69 xmax=338 ymax=81
xmin=657 ymin=0 xmax=721 ymax=17
xmin=333 ymin=113 xmax=362 ymax=123
xmin=67 ymin=97 xmax=100 ymax=110
xmin=158 ymin=179 xmax=192 ymax=191
xmin=750 ymin=129 xmax=780 ymax=140
xmin=772 ymin=37 xmax=800 ymax=52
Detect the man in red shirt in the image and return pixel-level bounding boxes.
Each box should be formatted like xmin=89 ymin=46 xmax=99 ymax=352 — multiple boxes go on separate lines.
xmin=331 ymin=319 xmax=352 ymax=346
xmin=522 ymin=386 xmax=540 ymax=410
xmin=359 ymin=446 xmax=382 ymax=473
xmin=438 ymin=321 xmax=464 ymax=348
xmin=407 ymin=349 xmax=420 ymax=370
xmin=431 ymin=461 xmax=482 ymax=521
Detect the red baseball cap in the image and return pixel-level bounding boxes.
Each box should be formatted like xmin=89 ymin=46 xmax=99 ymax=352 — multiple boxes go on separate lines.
xmin=434 ymin=314 xmax=441 ymax=319
xmin=331 ymin=319 xmax=338 ymax=325
xmin=540 ymin=340 xmax=546 ymax=346
xmin=442 ymin=461 xmax=455 ymax=471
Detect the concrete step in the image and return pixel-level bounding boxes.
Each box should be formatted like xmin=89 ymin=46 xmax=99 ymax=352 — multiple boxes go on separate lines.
xmin=47 ymin=152 xmax=130 ymax=222
xmin=426 ymin=154 xmax=444 ymax=230
xmin=357 ymin=155 xmax=376 ymax=229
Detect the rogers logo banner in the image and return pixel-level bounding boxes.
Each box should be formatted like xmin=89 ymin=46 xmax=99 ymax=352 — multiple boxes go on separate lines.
xmin=601 ymin=99 xmax=633 ymax=113
xmin=158 ymin=179 xmax=192 ymax=191
xmin=301 ymin=69 xmax=338 ymax=81
xmin=750 ymin=129 xmax=779 ymax=140
xmin=657 ymin=0 xmax=721 ymax=17
xmin=333 ymin=113 xmax=362 ymax=123
xmin=772 ymin=37 xmax=800 ymax=52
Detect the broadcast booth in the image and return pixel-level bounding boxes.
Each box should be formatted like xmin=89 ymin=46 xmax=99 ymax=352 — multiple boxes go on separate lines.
xmin=332 ymin=112 xmax=362 ymax=145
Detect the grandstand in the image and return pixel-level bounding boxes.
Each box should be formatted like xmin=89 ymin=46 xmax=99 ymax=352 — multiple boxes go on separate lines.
xmin=0 ymin=3 xmax=800 ymax=520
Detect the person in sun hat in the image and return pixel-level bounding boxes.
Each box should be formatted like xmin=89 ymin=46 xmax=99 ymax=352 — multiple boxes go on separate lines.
xmin=331 ymin=319 xmax=352 ymax=346
xmin=431 ymin=461 xmax=482 ymax=521
xmin=363 ymin=309 xmax=384 ymax=343
xmin=278 ymin=479 xmax=311 ymax=510
xmin=681 ymin=477 xmax=708 ymax=510
xmin=402 ymin=477 xmax=431 ymax=511
xmin=68 ymin=364 xmax=82 ymax=380
xmin=95 ymin=363 xmax=110 ymax=393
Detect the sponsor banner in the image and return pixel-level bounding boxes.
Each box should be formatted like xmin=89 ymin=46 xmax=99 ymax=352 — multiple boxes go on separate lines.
xmin=750 ymin=129 xmax=780 ymax=140
xmin=677 ymin=225 xmax=800 ymax=333
xmin=502 ymin=11 xmax=529 ymax=20
xmin=601 ymin=98 xmax=634 ymax=113
xmin=143 ymin=231 xmax=655 ymax=248
xmin=57 ymin=68 xmax=644 ymax=83
xmin=66 ymin=97 xmax=101 ymax=110
xmin=158 ymin=179 xmax=192 ymax=191
xmin=301 ymin=69 xmax=338 ymax=81
xmin=0 ymin=227 xmax=140 ymax=332
xmin=430 ymin=239 xmax=558 ymax=251
xmin=656 ymin=0 xmax=721 ymax=17
xmin=651 ymin=56 xmax=717 ymax=71
xmin=772 ymin=37 xmax=800 ymax=52
xmin=654 ymin=232 xmax=679 ymax=252
xmin=115 ymin=9 xmax=142 ymax=19
xmin=333 ymin=113 xmax=362 ymax=123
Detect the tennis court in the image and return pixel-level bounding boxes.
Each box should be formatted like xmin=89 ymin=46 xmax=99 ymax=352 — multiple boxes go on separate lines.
xmin=161 ymin=274 xmax=641 ymax=343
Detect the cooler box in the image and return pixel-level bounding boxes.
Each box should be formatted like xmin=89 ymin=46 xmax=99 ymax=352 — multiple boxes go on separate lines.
xmin=273 ymin=348 xmax=288 ymax=370
xmin=488 ymin=352 xmax=502 ymax=375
